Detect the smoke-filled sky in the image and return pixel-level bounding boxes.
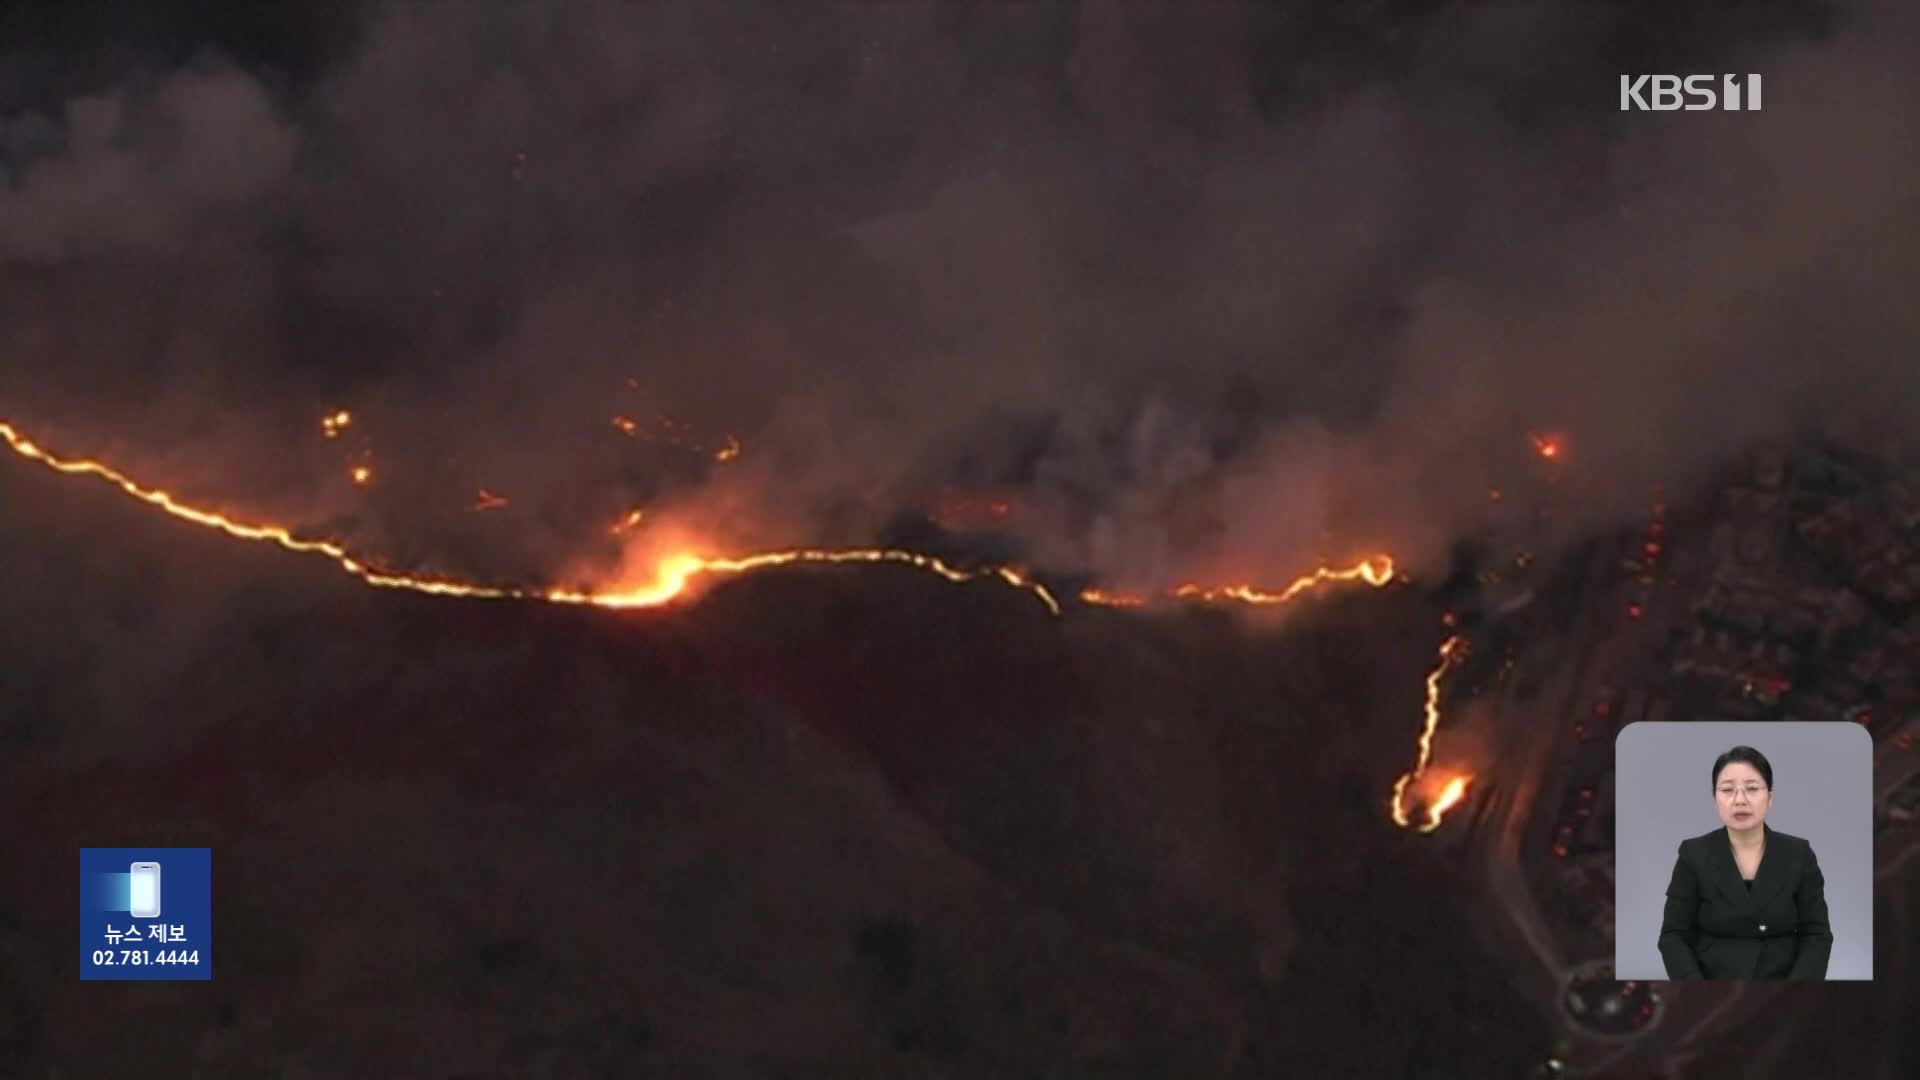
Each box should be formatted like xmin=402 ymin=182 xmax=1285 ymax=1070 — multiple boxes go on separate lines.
xmin=3 ymin=0 xmax=1915 ymax=594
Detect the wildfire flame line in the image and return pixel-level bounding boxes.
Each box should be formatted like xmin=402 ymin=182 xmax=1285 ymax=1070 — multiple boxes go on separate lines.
xmin=1169 ymin=556 xmax=1395 ymax=604
xmin=1390 ymin=634 xmax=1470 ymax=833
xmin=1076 ymin=587 xmax=1147 ymax=608
xmin=1078 ymin=555 xmax=1395 ymax=609
xmin=4 ymin=416 xmax=1473 ymax=833
xmin=0 ymin=420 xmax=1058 ymax=614
xmin=5 ymin=417 xmax=1406 ymax=622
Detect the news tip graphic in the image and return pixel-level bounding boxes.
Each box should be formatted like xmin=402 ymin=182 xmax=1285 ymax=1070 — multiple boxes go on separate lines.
xmin=79 ymin=848 xmax=212 ymax=981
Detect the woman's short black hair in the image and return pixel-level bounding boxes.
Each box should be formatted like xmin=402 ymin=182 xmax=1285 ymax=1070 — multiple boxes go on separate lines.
xmin=1712 ymin=745 xmax=1774 ymax=790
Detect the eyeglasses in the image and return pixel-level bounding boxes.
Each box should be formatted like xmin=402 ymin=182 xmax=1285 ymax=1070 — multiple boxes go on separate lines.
xmin=1716 ymin=785 xmax=1766 ymax=798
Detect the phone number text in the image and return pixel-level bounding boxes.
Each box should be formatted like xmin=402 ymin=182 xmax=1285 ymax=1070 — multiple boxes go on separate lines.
xmin=90 ymin=949 xmax=200 ymax=966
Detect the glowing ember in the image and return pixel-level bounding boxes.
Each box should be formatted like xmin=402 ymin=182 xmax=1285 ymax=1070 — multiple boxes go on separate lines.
xmin=1531 ymin=433 xmax=1564 ymax=460
xmin=929 ymin=487 xmax=1025 ymax=532
xmin=1390 ymin=635 xmax=1472 ymax=833
xmin=350 ymin=465 xmax=373 ymax=486
xmin=321 ymin=410 xmax=352 ymax=439
xmin=473 ymin=488 xmax=509 ymax=512
xmin=613 ymin=412 xmax=738 ymax=463
xmin=610 ymin=508 xmax=647 ymax=535
xmin=0 ymin=419 xmax=1062 ymax=616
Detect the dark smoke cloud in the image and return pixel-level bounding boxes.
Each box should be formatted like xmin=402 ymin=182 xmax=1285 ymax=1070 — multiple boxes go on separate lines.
xmin=0 ymin=69 xmax=295 ymax=260
xmin=3 ymin=0 xmax=1914 ymax=592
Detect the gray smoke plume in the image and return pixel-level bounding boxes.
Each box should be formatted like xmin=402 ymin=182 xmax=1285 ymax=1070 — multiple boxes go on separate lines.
xmin=3 ymin=0 xmax=1915 ymax=593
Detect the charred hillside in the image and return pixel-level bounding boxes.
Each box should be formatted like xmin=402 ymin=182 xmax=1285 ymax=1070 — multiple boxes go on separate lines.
xmin=1 ymin=455 xmax=1534 ymax=1075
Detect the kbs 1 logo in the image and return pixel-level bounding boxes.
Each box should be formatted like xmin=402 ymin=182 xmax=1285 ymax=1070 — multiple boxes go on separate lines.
xmin=1620 ymin=74 xmax=1763 ymax=111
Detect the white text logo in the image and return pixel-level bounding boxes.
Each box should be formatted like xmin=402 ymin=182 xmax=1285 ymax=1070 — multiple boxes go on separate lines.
xmin=1620 ymin=74 xmax=1762 ymax=111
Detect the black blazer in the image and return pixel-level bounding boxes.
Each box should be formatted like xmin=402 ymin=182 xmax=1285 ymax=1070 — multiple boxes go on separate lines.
xmin=1657 ymin=824 xmax=1832 ymax=980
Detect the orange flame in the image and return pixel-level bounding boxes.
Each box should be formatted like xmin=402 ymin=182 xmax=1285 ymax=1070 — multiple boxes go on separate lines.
xmin=1390 ymin=635 xmax=1472 ymax=833
xmin=1077 ymin=555 xmax=1395 ymax=611
xmin=1170 ymin=555 xmax=1395 ymax=605
xmin=0 ymin=420 xmax=1060 ymax=616
xmin=6 ymin=416 xmax=1472 ymax=833
xmin=5 ymin=418 xmax=1399 ymax=625
xmin=1078 ymin=587 xmax=1148 ymax=608
xmin=1418 ymin=774 xmax=1472 ymax=833
xmin=544 ymin=548 xmax=1061 ymax=614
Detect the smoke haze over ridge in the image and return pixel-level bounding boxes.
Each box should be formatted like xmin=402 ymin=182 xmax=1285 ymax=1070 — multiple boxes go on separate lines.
xmin=3 ymin=0 xmax=1915 ymax=592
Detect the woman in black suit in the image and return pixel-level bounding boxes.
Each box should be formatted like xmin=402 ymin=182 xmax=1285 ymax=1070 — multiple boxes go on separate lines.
xmin=1658 ymin=745 xmax=1832 ymax=980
